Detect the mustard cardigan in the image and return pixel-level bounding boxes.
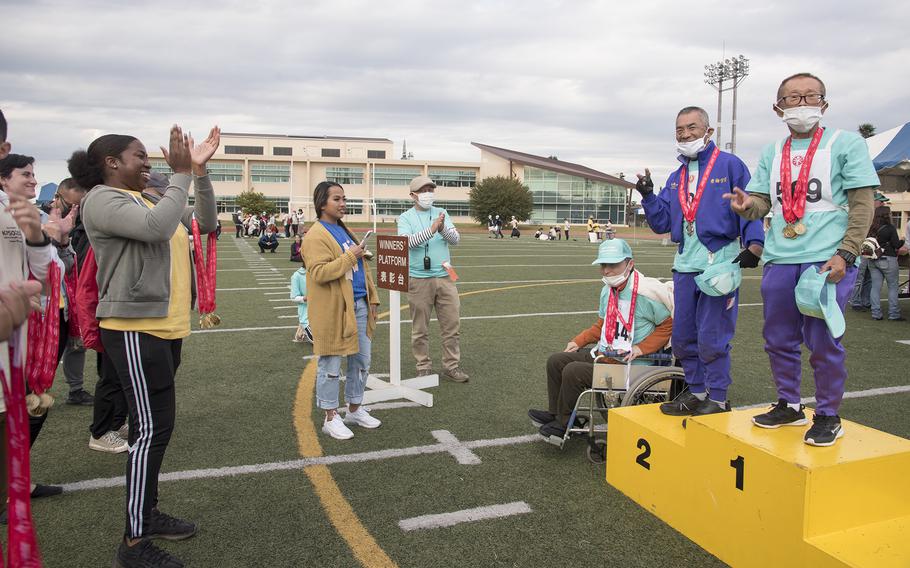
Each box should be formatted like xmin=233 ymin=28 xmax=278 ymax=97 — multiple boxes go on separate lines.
xmin=302 ymin=221 xmax=380 ymax=356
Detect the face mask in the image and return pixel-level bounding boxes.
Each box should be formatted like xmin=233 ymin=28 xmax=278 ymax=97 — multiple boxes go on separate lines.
xmin=779 ymin=105 xmax=824 ymax=133
xmin=602 ymin=263 xmax=633 ymax=288
xmin=417 ymin=192 xmax=435 ymax=209
xmin=676 ymin=136 xmax=708 ymax=159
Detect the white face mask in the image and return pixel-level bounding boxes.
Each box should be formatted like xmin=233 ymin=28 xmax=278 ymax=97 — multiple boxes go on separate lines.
xmin=779 ymin=105 xmax=824 ymax=133
xmin=602 ymin=263 xmax=633 ymax=288
xmin=676 ymin=135 xmax=708 ymax=158
xmin=417 ymin=192 xmax=435 ymax=209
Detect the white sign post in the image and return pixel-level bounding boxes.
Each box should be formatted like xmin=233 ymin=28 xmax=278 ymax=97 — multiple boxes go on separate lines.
xmin=362 ymin=236 xmax=437 ymax=406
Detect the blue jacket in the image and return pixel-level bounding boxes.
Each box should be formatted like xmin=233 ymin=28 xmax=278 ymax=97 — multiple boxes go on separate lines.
xmin=641 ymin=141 xmax=764 ymax=253
xmin=259 ymin=232 xmax=279 ymax=246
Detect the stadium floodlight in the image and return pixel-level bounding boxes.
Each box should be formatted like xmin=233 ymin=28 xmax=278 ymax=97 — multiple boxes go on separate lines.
xmin=704 ymin=54 xmax=750 ymax=154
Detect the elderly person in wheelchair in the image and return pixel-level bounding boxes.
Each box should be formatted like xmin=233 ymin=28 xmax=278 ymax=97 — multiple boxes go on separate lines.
xmin=528 ymin=239 xmax=675 ymax=446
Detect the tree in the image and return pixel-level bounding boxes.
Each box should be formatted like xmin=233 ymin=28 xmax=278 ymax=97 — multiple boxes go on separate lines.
xmin=236 ymin=189 xmax=277 ymax=216
xmin=468 ymin=175 xmax=533 ymax=224
xmin=858 ymin=123 xmax=876 ymax=139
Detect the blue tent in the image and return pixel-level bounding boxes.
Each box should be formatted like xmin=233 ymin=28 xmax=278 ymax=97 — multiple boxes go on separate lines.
xmin=866 ymin=123 xmax=910 ymax=192
xmin=36 ymin=182 xmax=57 ymax=205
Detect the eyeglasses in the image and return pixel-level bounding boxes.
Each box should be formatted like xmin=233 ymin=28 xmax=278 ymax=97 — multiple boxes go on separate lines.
xmin=777 ymin=93 xmax=825 ymax=106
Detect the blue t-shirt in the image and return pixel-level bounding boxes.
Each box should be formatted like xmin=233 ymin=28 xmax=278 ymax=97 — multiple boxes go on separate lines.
xmin=319 ymin=221 xmax=367 ymax=300
xmin=397 ymin=206 xmax=454 ymax=278
xmin=746 ymin=128 xmax=879 ymax=264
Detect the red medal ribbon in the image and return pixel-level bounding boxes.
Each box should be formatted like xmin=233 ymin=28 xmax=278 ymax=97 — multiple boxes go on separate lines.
xmin=191 ymin=218 xmax=218 ymax=314
xmin=25 ymin=262 xmax=60 ymax=395
xmin=677 ymin=147 xmax=721 ymax=225
xmin=63 ymin=260 xmax=80 ymax=338
xmin=604 ymin=271 xmax=638 ymax=345
xmin=1 ymin=334 xmax=44 ymax=567
xmin=780 ymin=126 xmax=825 ymax=224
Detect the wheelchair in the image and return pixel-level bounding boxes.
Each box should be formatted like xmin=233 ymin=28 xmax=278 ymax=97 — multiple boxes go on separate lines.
xmin=537 ymin=348 xmax=686 ymax=464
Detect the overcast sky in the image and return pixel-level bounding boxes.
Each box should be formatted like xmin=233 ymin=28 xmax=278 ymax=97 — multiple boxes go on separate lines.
xmin=2 ymin=0 xmax=907 ymax=189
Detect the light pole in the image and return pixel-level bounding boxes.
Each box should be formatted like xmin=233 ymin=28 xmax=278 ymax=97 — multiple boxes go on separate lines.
xmin=704 ymin=54 xmax=750 ymax=154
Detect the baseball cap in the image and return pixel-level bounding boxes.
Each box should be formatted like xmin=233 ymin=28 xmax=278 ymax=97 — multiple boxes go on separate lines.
xmin=795 ymin=266 xmax=846 ymax=338
xmin=147 ymin=171 xmax=169 ymax=191
xmin=694 ymin=261 xmax=742 ymax=296
xmin=592 ymin=238 xmax=633 ymax=264
xmin=409 ymin=176 xmax=436 ymax=193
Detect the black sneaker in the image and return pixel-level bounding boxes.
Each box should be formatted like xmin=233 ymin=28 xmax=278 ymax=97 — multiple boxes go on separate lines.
xmin=752 ymin=399 xmax=808 ymax=428
xmin=538 ymin=420 xmax=567 ymax=446
xmin=528 ymin=409 xmax=556 ymax=428
xmin=659 ymin=391 xmax=703 ymax=416
xmin=146 ymin=509 xmax=197 ymax=541
xmin=66 ymin=389 xmax=95 ymax=406
xmin=692 ymin=399 xmax=731 ymax=416
xmin=31 ymin=484 xmax=63 ymax=498
xmin=804 ymin=414 xmax=844 ymax=447
xmin=113 ymin=538 xmax=184 ymax=568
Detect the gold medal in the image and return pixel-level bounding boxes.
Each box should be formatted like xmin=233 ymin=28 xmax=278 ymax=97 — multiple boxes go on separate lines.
xmin=793 ymin=221 xmax=806 ymax=236
xmin=783 ymin=224 xmax=797 ymax=239
xmin=199 ymin=312 xmax=222 ymax=329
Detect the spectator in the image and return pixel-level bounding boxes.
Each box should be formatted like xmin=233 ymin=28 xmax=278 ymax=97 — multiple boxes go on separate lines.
xmin=75 ymin=125 xmax=219 ymax=566
xmin=290 ymin=259 xmax=312 ymax=343
xmin=259 ymin=224 xmax=280 ymax=253
xmin=290 ymin=234 xmax=303 ymax=262
xmin=232 ymin=209 xmax=243 ymax=238
xmin=494 ymin=215 xmax=504 ymax=238
xmin=295 ymin=208 xmax=305 ymax=236
xmin=851 ymin=191 xmax=891 ymax=311
xmin=869 ymin=206 xmax=905 ymax=321
xmin=564 ymin=218 xmax=571 ymax=240
xmin=510 ymin=216 xmax=520 ymax=238
xmin=398 ymin=176 xmax=469 ymax=382
xmin=302 ymin=181 xmax=381 ymax=440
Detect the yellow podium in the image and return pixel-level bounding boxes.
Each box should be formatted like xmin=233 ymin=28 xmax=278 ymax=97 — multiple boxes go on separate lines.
xmin=606 ymin=405 xmax=910 ymax=568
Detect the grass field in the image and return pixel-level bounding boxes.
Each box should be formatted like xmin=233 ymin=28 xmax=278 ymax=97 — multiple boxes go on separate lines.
xmin=14 ymin=227 xmax=910 ymax=567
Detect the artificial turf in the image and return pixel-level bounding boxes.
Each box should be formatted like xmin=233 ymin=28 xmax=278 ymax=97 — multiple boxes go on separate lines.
xmin=13 ymin=227 xmax=910 ymax=567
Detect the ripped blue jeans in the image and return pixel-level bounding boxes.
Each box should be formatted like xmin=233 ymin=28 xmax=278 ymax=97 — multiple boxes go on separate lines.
xmin=315 ymin=298 xmax=372 ymax=410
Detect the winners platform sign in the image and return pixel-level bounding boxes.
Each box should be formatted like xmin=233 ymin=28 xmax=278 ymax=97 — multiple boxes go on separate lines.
xmin=376 ymin=235 xmax=409 ymax=292
xmin=362 ymin=234 xmax=437 ymax=407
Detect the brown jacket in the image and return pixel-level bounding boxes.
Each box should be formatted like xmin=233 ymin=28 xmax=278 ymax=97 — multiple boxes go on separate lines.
xmin=302 ymin=221 xmax=379 ymax=356
xmin=573 ymin=317 xmax=673 ymax=357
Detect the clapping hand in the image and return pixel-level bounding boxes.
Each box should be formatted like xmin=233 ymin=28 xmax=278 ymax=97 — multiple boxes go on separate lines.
xmin=190 ymin=126 xmax=221 ymax=175
xmin=44 ymin=202 xmax=78 ymax=244
xmin=7 ymin=192 xmax=43 ymax=242
xmin=160 ymin=125 xmax=193 ymax=175
xmin=431 ymin=212 xmax=445 ymax=234
xmin=722 ymin=187 xmax=753 ymax=214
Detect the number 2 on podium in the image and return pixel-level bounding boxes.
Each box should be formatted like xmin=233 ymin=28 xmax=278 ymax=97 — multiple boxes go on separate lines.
xmin=730 ymin=455 xmax=744 ymax=491
xmin=636 ymin=438 xmax=651 ymax=470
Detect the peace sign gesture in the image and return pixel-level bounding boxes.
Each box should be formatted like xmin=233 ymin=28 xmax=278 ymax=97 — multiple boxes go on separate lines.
xmin=636 ymin=168 xmax=654 ymax=196
xmin=722 ymin=187 xmax=753 ymax=214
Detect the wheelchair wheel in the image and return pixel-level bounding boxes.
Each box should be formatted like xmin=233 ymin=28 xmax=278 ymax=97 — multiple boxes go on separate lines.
xmin=586 ymin=438 xmax=607 ymax=465
xmin=620 ymin=367 xmax=686 ymax=407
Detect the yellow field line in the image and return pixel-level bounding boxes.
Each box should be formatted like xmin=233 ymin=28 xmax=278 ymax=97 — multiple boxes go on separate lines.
xmin=292 ymin=278 xmax=595 ymax=567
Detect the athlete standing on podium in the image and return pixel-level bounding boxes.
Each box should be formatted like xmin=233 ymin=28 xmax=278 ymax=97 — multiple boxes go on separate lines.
xmin=725 ymin=73 xmax=879 ymax=446
xmin=636 ymin=106 xmax=765 ymax=417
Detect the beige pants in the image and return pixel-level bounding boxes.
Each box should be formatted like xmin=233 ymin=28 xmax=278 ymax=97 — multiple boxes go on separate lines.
xmin=408 ymin=276 xmax=460 ymax=372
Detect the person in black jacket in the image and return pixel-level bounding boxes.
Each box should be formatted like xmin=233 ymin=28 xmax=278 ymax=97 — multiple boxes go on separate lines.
xmin=869 ymin=206 xmax=905 ymax=321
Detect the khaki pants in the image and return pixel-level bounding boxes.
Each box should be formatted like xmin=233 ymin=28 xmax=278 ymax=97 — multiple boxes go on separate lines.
xmin=408 ymin=276 xmax=460 ymax=372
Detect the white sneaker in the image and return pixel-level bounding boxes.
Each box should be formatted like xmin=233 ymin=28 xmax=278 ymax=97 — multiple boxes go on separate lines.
xmin=322 ymin=415 xmax=354 ymax=440
xmin=344 ymin=407 xmax=382 ymax=429
xmin=117 ymin=423 xmax=129 ymax=440
xmin=89 ymin=431 xmax=128 ymax=454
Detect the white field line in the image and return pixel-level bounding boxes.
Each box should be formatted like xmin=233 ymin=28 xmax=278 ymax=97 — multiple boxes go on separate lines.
xmin=431 ymin=430 xmax=482 ymax=465
xmin=58 ymin=433 xmax=542 ymax=493
xmin=398 ymin=501 xmax=532 ymax=532
xmin=270 ymin=298 xmax=296 ymax=302
xmin=191 ymin=325 xmax=297 ymax=334
xmin=898 ymin=340 xmax=910 ymax=346
xmin=274 ymin=305 xmax=297 ymax=310
xmin=734 ymin=385 xmax=910 ymax=410
xmin=278 ymin=310 xmax=599 ymax=321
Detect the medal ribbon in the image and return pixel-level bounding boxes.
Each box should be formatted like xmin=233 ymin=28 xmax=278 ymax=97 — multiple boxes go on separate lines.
xmin=677 ymin=147 xmax=720 ymax=225
xmin=780 ymin=126 xmax=824 ymax=224
xmin=603 ymin=271 xmax=639 ymax=345
xmin=191 ymin=218 xmax=218 ymax=315
xmin=25 ymin=262 xmax=61 ymax=394
xmin=1 ymin=334 xmax=44 ymax=567
xmin=63 ymin=259 xmax=80 ymax=338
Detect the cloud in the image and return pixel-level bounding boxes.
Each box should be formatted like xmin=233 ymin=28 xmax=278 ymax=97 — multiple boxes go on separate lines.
xmin=2 ymin=0 xmax=907 ymax=186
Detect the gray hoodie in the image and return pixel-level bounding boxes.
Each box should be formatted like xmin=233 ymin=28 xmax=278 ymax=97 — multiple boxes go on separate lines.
xmin=81 ymin=173 xmax=217 ymax=319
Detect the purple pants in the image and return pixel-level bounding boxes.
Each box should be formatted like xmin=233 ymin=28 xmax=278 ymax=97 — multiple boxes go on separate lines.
xmin=760 ymin=263 xmax=857 ymax=416
xmin=672 ymin=272 xmax=739 ymax=401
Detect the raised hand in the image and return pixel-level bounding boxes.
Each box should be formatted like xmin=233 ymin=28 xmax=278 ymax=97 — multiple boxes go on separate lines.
xmin=7 ymin=193 xmax=43 ymax=242
xmin=431 ymin=212 xmax=445 ymax=233
xmin=160 ymin=125 xmax=192 ymax=175
xmin=635 ymin=168 xmax=654 ymax=195
xmin=44 ymin=203 xmax=78 ymax=243
xmin=722 ymin=187 xmax=753 ymax=214
xmin=190 ymin=126 xmax=221 ymax=174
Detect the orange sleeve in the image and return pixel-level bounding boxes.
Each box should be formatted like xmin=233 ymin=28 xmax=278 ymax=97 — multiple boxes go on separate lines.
xmin=636 ymin=317 xmax=673 ymax=355
xmin=573 ymin=318 xmax=603 ymax=348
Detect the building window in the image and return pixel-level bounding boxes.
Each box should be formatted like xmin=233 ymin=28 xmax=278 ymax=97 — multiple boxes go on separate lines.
xmin=373 ymin=167 xmax=422 ymax=186
xmin=273 ymin=147 xmax=292 ymax=156
xmin=429 ymin=169 xmax=477 ymax=187
xmin=374 ymin=199 xmax=414 ymax=216
xmin=367 ymin=150 xmax=386 ymax=159
xmin=325 ymin=167 xmax=364 ymax=185
xmin=206 ymin=162 xmax=243 ymax=182
xmin=345 ymin=199 xmax=364 ymax=215
xmin=190 ymin=194 xmax=288 ymax=213
xmin=523 ymin=166 xmax=627 ymax=225
xmin=435 ymin=200 xmax=471 ymax=216
xmin=150 ymin=160 xmax=173 ymax=176
xmin=225 ymin=145 xmax=264 ymax=155
xmin=321 ymin=148 xmax=341 ymax=158
xmin=250 ymin=163 xmax=290 ymax=183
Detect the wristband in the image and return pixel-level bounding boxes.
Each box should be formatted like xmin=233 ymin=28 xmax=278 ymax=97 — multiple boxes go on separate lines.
xmin=835 ymin=249 xmax=857 ymax=265
xmin=26 ymin=231 xmax=51 ymax=247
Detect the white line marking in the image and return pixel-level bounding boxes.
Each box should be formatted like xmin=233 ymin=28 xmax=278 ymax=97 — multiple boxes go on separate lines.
xmin=734 ymin=385 xmax=910 ymax=410
xmin=431 ymin=430 xmax=482 ymax=465
xmin=58 ymin=433 xmax=542 ymax=493
xmin=191 ymin=325 xmax=296 ymax=334
xmin=273 ymin=306 xmax=297 ymax=310
xmin=398 ymin=501 xmax=532 ymax=532
xmin=898 ymin=340 xmax=910 ymax=346
xmin=279 ymin=310 xmax=599 ymax=321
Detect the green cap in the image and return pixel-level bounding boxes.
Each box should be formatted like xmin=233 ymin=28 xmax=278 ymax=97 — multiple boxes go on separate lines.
xmin=694 ymin=261 xmax=743 ymax=296
xmin=873 ymin=191 xmax=890 ymax=203
xmin=795 ymin=266 xmax=846 ymax=338
xmin=592 ymin=238 xmax=633 ymax=264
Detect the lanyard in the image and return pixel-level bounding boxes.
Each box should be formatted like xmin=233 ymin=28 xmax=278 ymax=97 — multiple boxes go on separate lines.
xmin=780 ymin=127 xmax=825 ymax=224
xmin=603 ymin=271 xmax=638 ymax=345
xmin=677 ymin=147 xmax=720 ymax=224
